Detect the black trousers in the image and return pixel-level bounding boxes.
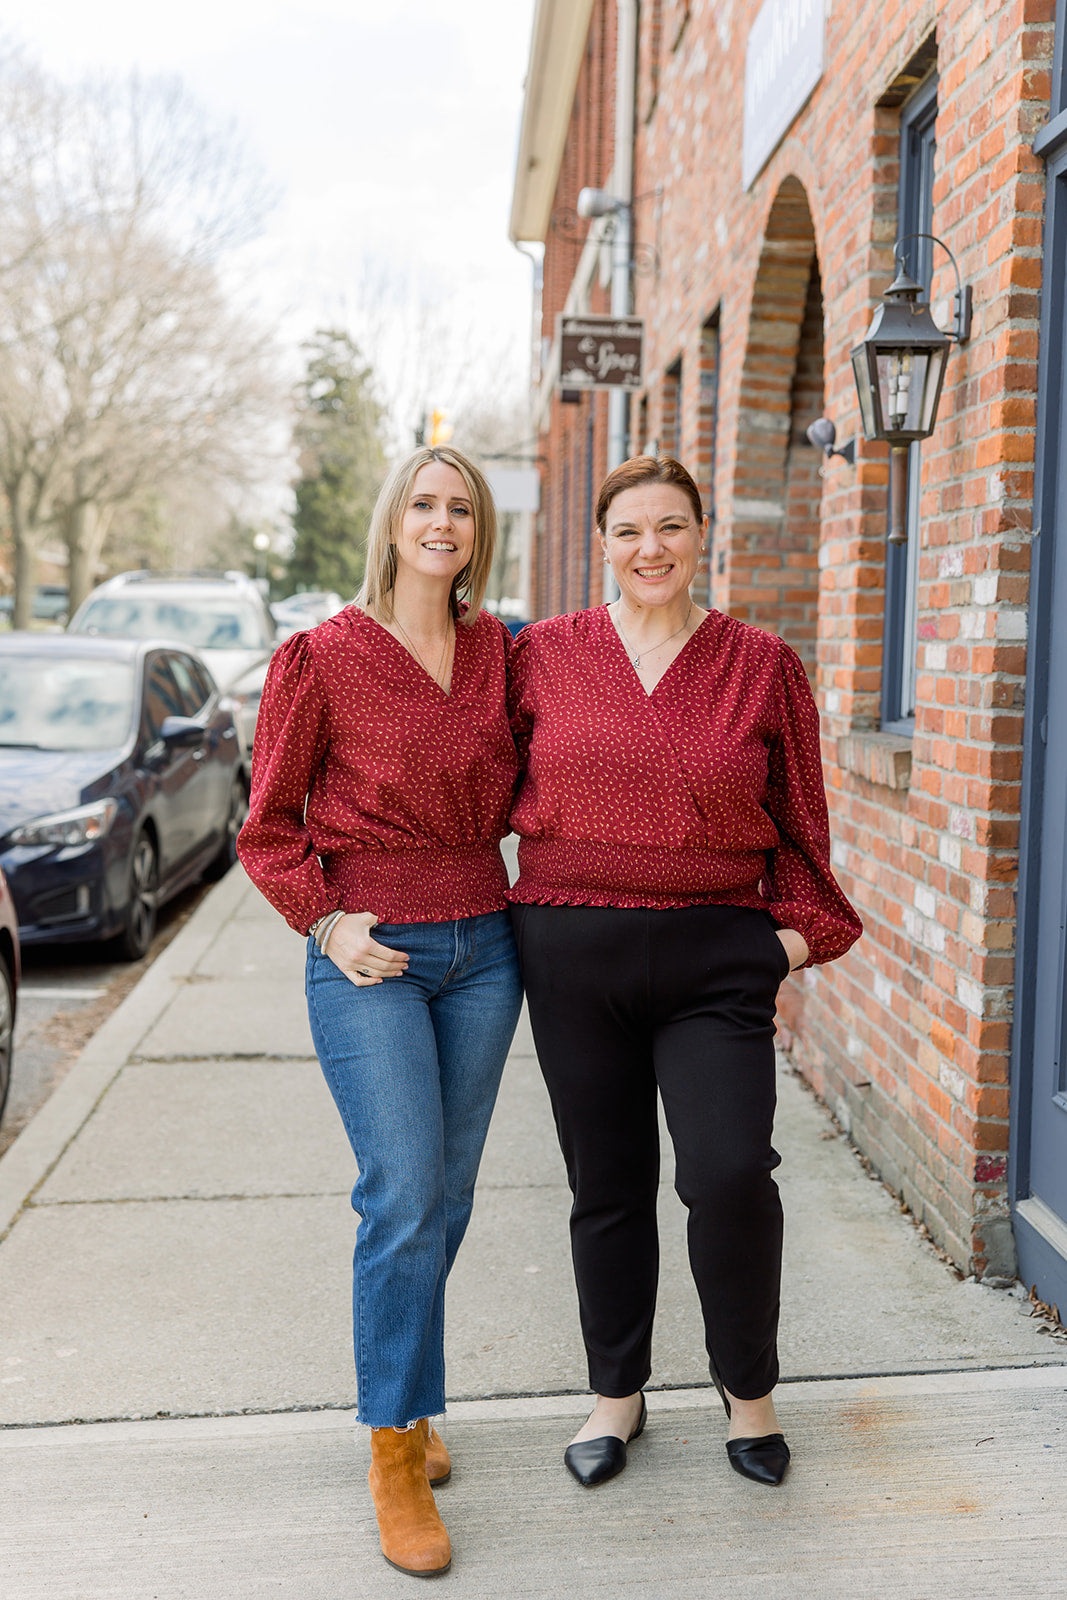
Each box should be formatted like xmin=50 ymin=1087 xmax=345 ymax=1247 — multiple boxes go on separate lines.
xmin=511 ymin=901 xmax=787 ymax=1402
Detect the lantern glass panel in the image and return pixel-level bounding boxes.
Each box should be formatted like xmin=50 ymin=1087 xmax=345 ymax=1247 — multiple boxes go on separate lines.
xmin=918 ymin=344 xmax=947 ymax=432
xmin=876 ymin=349 xmax=932 ymax=435
xmin=851 ymin=346 xmax=878 ymax=439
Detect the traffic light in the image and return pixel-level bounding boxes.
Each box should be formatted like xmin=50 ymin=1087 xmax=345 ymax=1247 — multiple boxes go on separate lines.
xmin=429 ymin=409 xmax=453 ymax=447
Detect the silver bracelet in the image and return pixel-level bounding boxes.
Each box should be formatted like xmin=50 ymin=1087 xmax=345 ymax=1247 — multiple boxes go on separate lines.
xmin=311 ymin=910 xmax=344 ymax=949
xmin=315 ymin=910 xmax=344 ymax=949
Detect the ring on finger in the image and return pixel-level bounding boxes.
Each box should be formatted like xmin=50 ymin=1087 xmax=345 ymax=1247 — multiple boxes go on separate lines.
xmin=357 ymin=967 xmax=372 ymax=978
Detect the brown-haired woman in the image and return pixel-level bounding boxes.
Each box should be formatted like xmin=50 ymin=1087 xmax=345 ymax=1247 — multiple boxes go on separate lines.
xmin=507 ymin=454 xmax=861 ymax=1489
xmin=239 ymin=446 xmax=521 ymax=1575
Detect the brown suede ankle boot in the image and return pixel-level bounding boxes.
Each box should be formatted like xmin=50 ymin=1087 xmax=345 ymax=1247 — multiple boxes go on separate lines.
xmin=418 ymin=1417 xmax=452 ymax=1486
xmin=368 ymin=1425 xmax=452 ymax=1576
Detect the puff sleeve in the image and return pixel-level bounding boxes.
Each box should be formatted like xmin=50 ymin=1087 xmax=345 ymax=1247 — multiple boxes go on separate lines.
xmin=236 ymin=631 xmax=337 ymax=934
xmin=762 ymin=647 xmax=863 ymax=965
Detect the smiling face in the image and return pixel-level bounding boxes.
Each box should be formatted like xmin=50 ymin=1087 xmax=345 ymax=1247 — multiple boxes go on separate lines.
xmin=600 ymin=482 xmax=705 ymax=611
xmin=393 ymin=461 xmax=477 ymax=585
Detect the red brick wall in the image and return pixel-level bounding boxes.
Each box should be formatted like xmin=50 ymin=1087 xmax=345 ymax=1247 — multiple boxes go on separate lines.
xmin=659 ymin=362 xmax=681 ymax=456
xmin=529 ymin=0 xmax=1055 ymax=1278
xmin=780 ymin=261 xmax=826 ymax=676
xmin=686 ymin=314 xmax=720 ymax=605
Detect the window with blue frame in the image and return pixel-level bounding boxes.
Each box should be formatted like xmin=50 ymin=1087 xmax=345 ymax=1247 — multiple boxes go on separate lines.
xmin=882 ymin=72 xmax=937 ymax=735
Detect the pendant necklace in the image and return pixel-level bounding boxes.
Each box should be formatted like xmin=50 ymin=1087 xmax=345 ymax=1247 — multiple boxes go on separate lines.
xmin=392 ymin=612 xmax=453 ymax=688
xmin=612 ymin=601 xmax=693 ymax=669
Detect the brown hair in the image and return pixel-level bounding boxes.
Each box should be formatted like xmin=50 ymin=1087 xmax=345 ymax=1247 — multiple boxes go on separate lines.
xmin=595 ymin=455 xmax=704 ymax=532
xmin=358 ymin=445 xmax=498 ymax=625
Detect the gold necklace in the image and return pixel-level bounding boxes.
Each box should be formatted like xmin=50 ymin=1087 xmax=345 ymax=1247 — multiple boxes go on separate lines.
xmin=391 ymin=611 xmax=453 ymax=687
xmin=612 ymin=602 xmax=693 ymax=669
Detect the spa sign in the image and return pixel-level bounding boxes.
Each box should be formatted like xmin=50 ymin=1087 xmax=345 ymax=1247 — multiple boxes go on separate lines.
xmin=557 ymin=314 xmax=645 ymax=391
xmin=742 ymin=0 xmax=825 ymax=190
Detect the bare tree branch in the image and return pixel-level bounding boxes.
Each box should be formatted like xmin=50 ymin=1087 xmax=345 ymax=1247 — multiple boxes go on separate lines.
xmin=0 ymin=50 xmax=286 ymax=621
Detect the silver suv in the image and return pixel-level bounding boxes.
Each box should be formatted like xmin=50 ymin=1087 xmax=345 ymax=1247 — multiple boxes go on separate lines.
xmin=67 ymin=571 xmax=277 ymax=751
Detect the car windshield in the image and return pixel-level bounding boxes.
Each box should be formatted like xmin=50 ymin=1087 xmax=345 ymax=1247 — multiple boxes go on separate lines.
xmin=0 ymin=657 xmax=135 ymax=751
xmin=75 ymin=595 xmax=268 ymax=650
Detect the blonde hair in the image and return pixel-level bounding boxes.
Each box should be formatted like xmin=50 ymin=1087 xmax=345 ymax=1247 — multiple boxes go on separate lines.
xmin=358 ymin=446 xmax=498 ymax=625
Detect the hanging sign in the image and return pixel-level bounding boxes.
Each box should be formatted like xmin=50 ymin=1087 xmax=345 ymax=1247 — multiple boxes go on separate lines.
xmin=556 ymin=314 xmax=644 ymax=391
xmin=742 ymin=0 xmax=825 ymax=190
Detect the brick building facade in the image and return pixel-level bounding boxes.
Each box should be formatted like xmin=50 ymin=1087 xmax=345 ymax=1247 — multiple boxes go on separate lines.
xmin=510 ymin=0 xmax=1067 ymax=1306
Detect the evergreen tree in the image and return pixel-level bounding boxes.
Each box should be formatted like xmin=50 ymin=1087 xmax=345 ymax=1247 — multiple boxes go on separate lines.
xmin=288 ymin=330 xmax=387 ymax=596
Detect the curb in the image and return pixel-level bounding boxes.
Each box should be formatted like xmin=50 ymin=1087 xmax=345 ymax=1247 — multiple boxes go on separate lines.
xmin=0 ymin=865 xmax=252 ymax=1238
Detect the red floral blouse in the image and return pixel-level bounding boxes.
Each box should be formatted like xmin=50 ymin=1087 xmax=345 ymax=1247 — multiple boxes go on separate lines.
xmin=506 ymin=606 xmax=862 ymax=966
xmin=237 ymin=606 xmax=518 ymax=932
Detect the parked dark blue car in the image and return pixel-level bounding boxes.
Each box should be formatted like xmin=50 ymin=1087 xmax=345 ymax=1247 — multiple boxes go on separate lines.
xmin=0 ymin=635 xmax=247 ymax=958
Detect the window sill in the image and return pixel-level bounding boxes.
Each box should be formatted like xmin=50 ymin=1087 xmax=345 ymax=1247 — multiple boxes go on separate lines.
xmin=836 ymin=730 xmax=913 ymax=791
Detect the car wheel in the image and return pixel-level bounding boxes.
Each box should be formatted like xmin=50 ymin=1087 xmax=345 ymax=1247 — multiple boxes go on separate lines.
xmin=205 ymin=774 xmax=249 ymax=881
xmin=119 ymin=831 xmax=159 ymax=961
xmin=0 ymin=953 xmax=13 ymax=1123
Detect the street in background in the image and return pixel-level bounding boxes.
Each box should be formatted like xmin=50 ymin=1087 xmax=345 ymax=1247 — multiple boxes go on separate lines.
xmin=0 ymin=635 xmax=246 ymax=962
xmin=68 ymin=570 xmax=277 ymax=755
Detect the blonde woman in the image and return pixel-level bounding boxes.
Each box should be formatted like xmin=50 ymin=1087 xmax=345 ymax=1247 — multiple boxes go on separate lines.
xmin=239 ymin=446 xmax=521 ymax=1577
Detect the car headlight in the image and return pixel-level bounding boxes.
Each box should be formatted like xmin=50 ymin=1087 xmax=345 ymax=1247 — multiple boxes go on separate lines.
xmin=8 ymin=798 xmax=119 ymax=847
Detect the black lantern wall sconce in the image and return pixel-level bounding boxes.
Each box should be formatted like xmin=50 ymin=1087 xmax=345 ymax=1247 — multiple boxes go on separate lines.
xmin=850 ymin=232 xmax=972 ymax=543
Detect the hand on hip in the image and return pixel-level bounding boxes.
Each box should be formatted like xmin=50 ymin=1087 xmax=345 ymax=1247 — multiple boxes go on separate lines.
xmin=328 ymin=911 xmax=410 ymax=986
xmin=775 ymin=928 xmax=810 ymax=973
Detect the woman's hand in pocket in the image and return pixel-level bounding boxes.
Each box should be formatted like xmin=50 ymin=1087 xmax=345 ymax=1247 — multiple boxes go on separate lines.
xmin=775 ymin=928 xmax=810 ymax=974
xmin=326 ymin=911 xmax=409 ymax=987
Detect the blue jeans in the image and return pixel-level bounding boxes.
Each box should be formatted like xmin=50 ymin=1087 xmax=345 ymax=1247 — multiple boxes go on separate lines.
xmin=305 ymin=910 xmax=522 ymax=1428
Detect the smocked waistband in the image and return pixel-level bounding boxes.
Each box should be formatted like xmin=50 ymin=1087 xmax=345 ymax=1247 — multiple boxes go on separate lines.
xmin=325 ymin=840 xmax=510 ymax=924
xmin=508 ymin=836 xmax=768 ymax=907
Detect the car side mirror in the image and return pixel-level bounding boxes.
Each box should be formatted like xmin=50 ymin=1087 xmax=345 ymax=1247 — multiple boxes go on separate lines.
xmin=160 ymin=715 xmax=204 ymax=750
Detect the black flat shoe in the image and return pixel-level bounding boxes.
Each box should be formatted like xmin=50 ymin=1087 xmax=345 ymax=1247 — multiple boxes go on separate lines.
xmin=725 ymin=1432 xmax=790 ymax=1485
xmin=563 ymin=1394 xmax=647 ymax=1487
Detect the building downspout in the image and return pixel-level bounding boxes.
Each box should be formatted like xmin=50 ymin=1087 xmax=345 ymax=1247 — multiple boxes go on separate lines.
xmin=608 ymin=0 xmax=638 ymax=477
xmin=600 ymin=0 xmax=638 ymax=604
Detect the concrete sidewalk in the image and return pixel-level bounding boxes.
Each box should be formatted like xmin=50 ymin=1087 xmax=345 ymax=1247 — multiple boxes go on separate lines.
xmin=1 ymin=866 xmax=1064 ymax=1598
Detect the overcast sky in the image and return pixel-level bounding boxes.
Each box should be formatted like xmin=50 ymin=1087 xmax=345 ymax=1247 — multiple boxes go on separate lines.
xmin=2 ymin=0 xmax=538 ymax=422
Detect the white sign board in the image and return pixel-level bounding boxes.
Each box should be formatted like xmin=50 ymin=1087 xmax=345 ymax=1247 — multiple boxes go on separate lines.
xmin=487 ymin=468 xmax=540 ymax=514
xmin=742 ymin=0 xmax=825 ymax=191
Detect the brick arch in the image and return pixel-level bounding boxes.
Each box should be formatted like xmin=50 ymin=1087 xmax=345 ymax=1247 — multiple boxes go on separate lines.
xmin=725 ymin=176 xmax=823 ymax=674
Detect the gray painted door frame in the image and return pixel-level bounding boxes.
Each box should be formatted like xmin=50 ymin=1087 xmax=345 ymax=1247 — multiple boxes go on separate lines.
xmin=1012 ymin=9 xmax=1067 ymax=1307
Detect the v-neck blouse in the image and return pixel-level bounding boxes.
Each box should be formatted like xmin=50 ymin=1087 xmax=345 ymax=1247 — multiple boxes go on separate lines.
xmin=237 ymin=606 xmax=518 ymax=932
xmin=506 ymin=606 xmax=861 ymax=966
